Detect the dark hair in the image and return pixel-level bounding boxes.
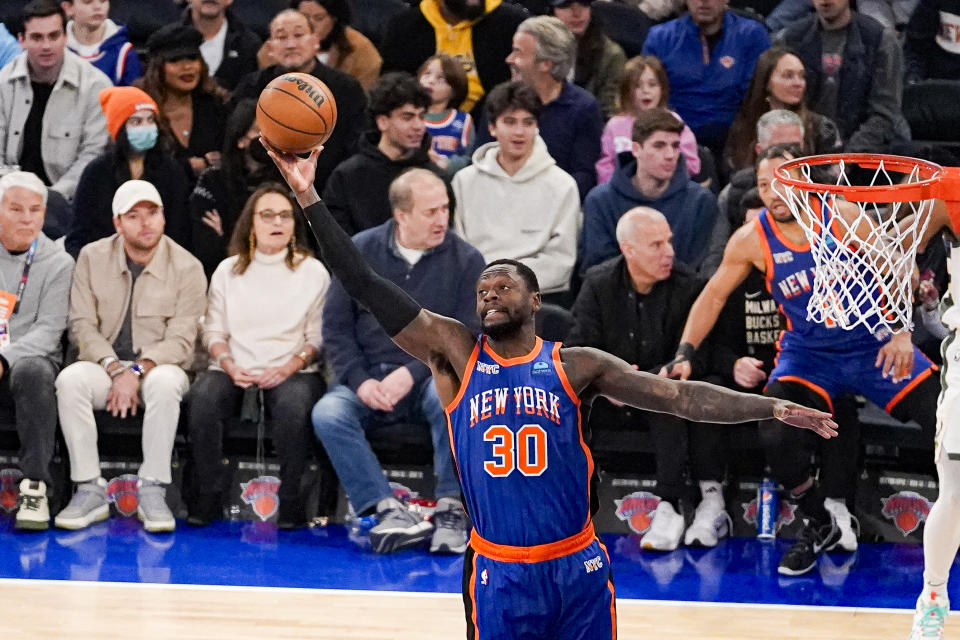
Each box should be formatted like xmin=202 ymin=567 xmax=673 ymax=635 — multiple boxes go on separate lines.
xmin=369 ymin=72 xmax=432 ymax=118
xmin=569 ymin=10 xmax=607 ymax=87
xmin=756 ymin=142 xmax=803 ymax=167
xmin=110 ymin=115 xmax=176 ymax=185
xmin=632 ymin=107 xmax=683 ymax=144
xmin=135 ymin=52 xmax=228 ymax=108
xmin=485 ymin=81 xmax=542 ymax=124
xmin=292 ymin=0 xmax=354 ymax=58
xmin=618 ymin=55 xmax=669 ymax=113
xmin=482 ymin=259 xmax=541 ymax=294
xmin=418 ymin=55 xmax=469 ymax=111
xmin=725 ymin=47 xmax=816 ymax=172
xmin=228 ymin=183 xmax=313 ymax=275
xmin=20 ymin=0 xmax=66 ymax=34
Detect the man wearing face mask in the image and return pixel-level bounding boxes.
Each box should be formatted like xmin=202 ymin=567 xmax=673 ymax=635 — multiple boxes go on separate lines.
xmin=65 ymin=86 xmax=192 ymax=259
xmin=379 ymin=0 xmax=527 ymax=114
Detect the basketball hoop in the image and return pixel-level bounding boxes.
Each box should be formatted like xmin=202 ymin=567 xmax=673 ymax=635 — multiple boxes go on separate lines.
xmin=772 ymin=153 xmax=960 ymax=335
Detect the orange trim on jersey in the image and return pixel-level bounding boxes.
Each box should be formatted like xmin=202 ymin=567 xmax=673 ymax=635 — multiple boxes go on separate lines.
xmin=445 ymin=342 xmax=481 ymax=414
xmin=469 ymin=551 xmax=479 ymax=639
xmin=482 ymin=335 xmax=543 ymax=367
xmin=766 ymin=209 xmax=810 ymax=252
xmin=470 ymin=522 xmax=596 ymax=563
xmin=597 ymin=539 xmax=617 ymax=639
xmin=753 ymin=217 xmax=775 ymax=292
xmin=885 ymin=364 xmax=937 ymax=413
xmin=768 ymin=375 xmax=834 ymax=414
xmin=553 ymin=342 xmax=594 ymax=529
xmin=551 ymin=342 xmax=581 ymax=407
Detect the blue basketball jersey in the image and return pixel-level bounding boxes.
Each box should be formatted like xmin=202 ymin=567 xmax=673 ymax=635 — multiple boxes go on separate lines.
xmin=754 ymin=209 xmax=880 ymax=351
xmin=446 ymin=336 xmax=593 ymax=548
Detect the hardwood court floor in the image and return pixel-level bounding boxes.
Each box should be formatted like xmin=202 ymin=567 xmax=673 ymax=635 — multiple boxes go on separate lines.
xmin=0 ymin=580 xmax=927 ymax=640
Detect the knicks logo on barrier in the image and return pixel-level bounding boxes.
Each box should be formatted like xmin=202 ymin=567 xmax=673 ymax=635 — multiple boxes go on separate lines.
xmin=614 ymin=491 xmax=661 ymax=534
xmin=881 ymin=491 xmax=932 ymax=535
xmin=0 ymin=468 xmax=24 ymax=513
xmin=106 ymin=474 xmax=140 ymax=517
xmin=741 ymin=497 xmax=797 ymax=532
xmin=241 ymin=475 xmax=281 ymax=521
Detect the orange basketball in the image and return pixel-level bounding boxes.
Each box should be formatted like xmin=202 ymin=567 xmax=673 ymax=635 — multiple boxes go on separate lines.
xmin=256 ymin=72 xmax=337 ymax=154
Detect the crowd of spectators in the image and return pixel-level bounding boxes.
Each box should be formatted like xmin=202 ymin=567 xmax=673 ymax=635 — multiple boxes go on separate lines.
xmin=0 ymin=0 xmax=954 ymax=564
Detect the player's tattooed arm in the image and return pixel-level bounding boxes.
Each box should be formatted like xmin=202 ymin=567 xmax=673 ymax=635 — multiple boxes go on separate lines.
xmin=563 ymin=347 xmax=838 ymax=439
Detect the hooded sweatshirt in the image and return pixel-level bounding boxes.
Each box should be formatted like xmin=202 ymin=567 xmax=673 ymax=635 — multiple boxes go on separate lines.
xmin=580 ymin=152 xmax=718 ymax=275
xmin=323 ymin=131 xmax=446 ymax=236
xmin=66 ymin=19 xmax=142 ymax=87
xmin=0 ymin=232 xmax=74 ymax=369
xmin=453 ymin=137 xmax=581 ymax=294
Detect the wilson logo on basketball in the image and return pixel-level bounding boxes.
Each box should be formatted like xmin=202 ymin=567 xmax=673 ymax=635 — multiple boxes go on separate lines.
xmin=614 ymin=491 xmax=661 ymax=534
xmin=0 ymin=468 xmax=23 ymax=513
xmin=106 ymin=474 xmax=140 ymax=517
xmin=283 ymin=75 xmax=327 ymax=109
xmin=741 ymin=496 xmax=797 ymax=531
xmin=880 ymin=491 xmax=932 ymax=535
xmin=241 ymin=475 xmax=281 ymax=521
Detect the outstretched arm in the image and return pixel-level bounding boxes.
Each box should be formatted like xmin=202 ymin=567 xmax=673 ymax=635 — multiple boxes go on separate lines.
xmin=566 ymin=347 xmax=837 ymax=438
xmin=265 ymin=143 xmax=475 ymax=369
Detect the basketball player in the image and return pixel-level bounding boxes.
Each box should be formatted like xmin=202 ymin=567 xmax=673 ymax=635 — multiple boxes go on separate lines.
xmin=664 ymin=143 xmax=942 ymax=579
xmin=262 ymin=140 xmax=836 ymax=639
xmin=898 ymin=196 xmax=960 ymax=639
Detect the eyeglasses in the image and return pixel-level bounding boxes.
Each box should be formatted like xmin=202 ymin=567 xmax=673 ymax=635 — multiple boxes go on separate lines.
xmin=257 ymin=210 xmax=295 ymax=223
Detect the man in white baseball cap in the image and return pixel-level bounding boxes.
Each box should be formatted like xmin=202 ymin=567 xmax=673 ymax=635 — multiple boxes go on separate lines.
xmin=54 ymin=179 xmax=206 ymax=533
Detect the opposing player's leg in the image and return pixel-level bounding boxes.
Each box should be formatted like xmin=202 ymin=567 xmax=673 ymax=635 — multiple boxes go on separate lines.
xmin=760 ymin=378 xmax=841 ymax=576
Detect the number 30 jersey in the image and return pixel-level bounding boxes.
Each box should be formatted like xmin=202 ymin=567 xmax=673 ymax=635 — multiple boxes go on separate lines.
xmin=445 ymin=336 xmax=596 ymax=548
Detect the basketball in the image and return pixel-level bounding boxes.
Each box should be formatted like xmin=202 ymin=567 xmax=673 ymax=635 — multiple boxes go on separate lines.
xmin=256 ymin=72 xmax=337 ymax=154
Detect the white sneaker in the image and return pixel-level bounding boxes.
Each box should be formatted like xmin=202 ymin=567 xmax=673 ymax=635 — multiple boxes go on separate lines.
xmin=15 ymin=479 xmax=50 ymax=531
xmin=55 ymin=478 xmax=109 ymax=530
xmin=909 ymin=591 xmax=949 ymax=639
xmin=640 ymin=501 xmax=684 ymax=551
xmin=824 ymin=498 xmax=859 ymax=552
xmin=684 ymin=493 xmax=731 ymax=547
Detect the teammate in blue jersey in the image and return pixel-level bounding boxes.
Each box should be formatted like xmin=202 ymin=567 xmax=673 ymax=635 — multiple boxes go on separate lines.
xmin=263 ymin=140 xmax=836 ymax=640
xmin=668 ymin=144 xmax=942 ymax=577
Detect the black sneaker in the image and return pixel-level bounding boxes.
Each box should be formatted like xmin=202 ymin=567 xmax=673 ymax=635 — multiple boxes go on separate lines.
xmin=187 ymin=492 xmax=222 ymax=527
xmin=777 ymin=516 xmax=841 ymax=576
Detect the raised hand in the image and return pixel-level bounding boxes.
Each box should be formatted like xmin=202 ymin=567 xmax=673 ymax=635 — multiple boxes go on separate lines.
xmin=773 ymin=401 xmax=838 ymax=439
xmin=260 ymin=138 xmax=321 ymax=195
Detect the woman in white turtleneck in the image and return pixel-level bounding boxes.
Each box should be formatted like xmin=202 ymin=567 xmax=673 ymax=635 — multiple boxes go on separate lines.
xmin=187 ymin=184 xmax=330 ymax=529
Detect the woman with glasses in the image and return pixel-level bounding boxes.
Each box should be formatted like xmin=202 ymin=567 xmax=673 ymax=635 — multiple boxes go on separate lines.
xmin=187 ymin=184 xmax=330 ymax=530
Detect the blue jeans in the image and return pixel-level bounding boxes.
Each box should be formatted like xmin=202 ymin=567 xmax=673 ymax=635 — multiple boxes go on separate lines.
xmin=311 ymin=378 xmax=459 ymax=515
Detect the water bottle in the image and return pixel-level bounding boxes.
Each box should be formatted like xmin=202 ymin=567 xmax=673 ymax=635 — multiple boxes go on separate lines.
xmin=757 ymin=477 xmax=779 ymax=539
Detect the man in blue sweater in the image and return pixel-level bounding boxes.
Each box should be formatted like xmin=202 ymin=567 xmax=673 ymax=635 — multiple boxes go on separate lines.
xmin=313 ymin=168 xmax=485 ymax=555
xmin=580 ymin=108 xmax=718 ymax=275
xmin=643 ymin=0 xmax=769 ymax=161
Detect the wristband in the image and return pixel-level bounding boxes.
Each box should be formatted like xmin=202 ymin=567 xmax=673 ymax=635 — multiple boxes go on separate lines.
xmin=675 ymin=342 xmax=696 ymax=362
xmin=128 ymin=363 xmax=145 ymax=378
xmin=108 ymin=365 xmax=126 ymax=379
xmin=215 ymin=352 xmax=233 ymax=368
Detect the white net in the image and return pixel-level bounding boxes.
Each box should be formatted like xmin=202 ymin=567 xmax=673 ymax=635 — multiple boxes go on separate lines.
xmin=773 ymin=156 xmax=936 ymax=336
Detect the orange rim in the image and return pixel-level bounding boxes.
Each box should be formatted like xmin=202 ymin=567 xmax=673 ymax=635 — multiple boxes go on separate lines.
xmin=773 ymin=153 xmax=948 ymax=203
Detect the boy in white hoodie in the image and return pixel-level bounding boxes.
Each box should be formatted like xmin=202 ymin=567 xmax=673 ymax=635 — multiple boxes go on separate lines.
xmin=452 ymin=81 xmax=580 ymax=302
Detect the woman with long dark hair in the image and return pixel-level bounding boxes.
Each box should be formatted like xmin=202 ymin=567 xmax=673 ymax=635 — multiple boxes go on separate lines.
xmin=723 ymin=47 xmax=842 ymax=175
xmin=188 ymin=184 xmax=330 ymax=529
xmin=189 ymin=100 xmax=281 ymax=277
xmin=66 ymin=86 xmax=191 ymax=258
xmin=137 ymin=24 xmax=227 ymax=179
xmin=552 ymin=0 xmax=627 ymax=119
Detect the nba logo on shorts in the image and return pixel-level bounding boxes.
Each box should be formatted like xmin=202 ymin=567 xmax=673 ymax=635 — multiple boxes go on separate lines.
xmin=480 ymin=569 xmax=489 ymax=585
xmin=881 ymin=491 xmax=932 ymax=535
xmin=106 ymin=474 xmax=140 ymax=517
xmin=241 ymin=475 xmax=281 ymax=521
xmin=0 ymin=468 xmax=23 ymax=513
